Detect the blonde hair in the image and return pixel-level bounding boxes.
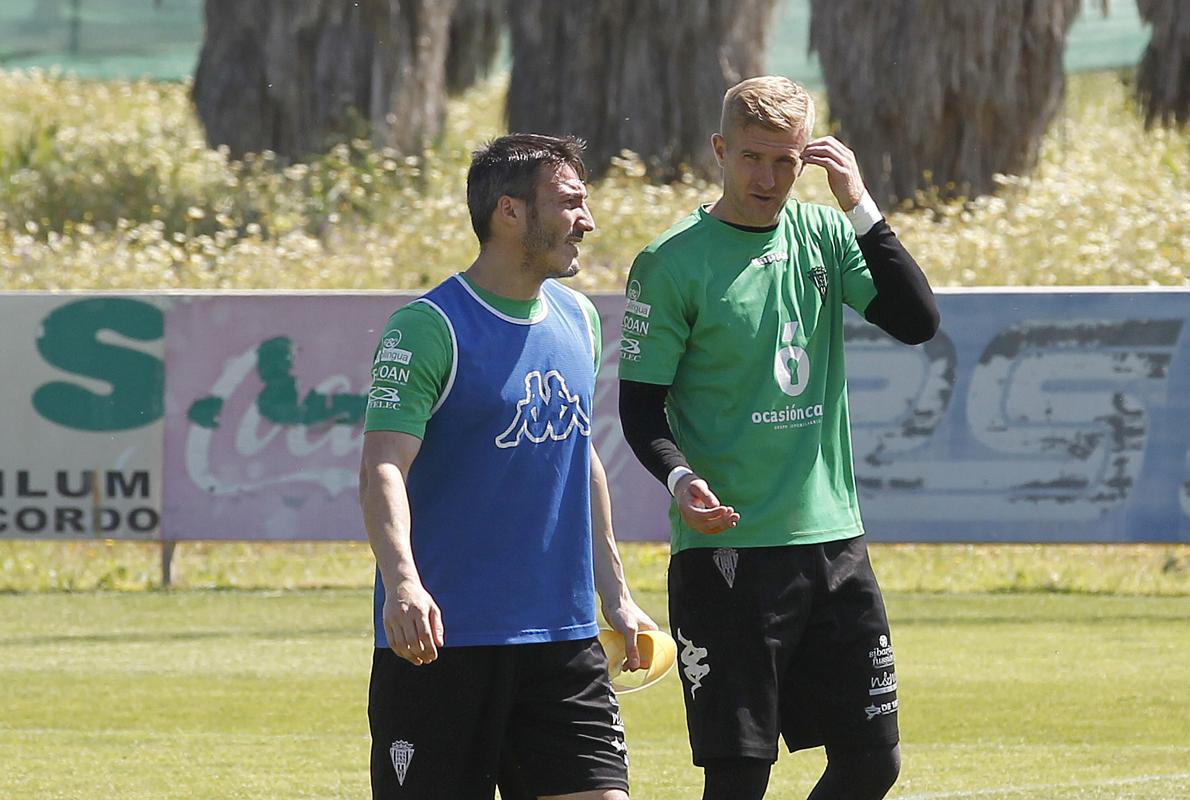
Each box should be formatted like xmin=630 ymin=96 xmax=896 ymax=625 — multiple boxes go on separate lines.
xmin=720 ymin=76 xmax=815 ymax=142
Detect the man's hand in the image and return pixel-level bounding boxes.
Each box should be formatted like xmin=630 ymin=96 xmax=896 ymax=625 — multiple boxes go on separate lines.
xmin=602 ymin=596 xmax=659 ymax=672
xmin=384 ymin=578 xmax=445 ymax=666
xmin=802 ymin=136 xmax=866 ymax=211
xmin=674 ymin=474 xmax=740 ymax=535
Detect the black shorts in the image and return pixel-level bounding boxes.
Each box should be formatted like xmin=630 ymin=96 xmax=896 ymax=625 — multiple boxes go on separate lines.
xmin=668 ymin=535 xmax=899 ymax=765
xmin=368 ymin=637 xmax=629 ymax=799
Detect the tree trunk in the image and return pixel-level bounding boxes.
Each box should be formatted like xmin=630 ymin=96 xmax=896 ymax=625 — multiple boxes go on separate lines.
xmin=193 ymin=0 xmax=456 ymax=162
xmin=506 ymin=0 xmax=778 ymax=179
xmin=810 ymin=0 xmax=1081 ymax=207
xmin=446 ymin=0 xmax=506 ymax=96
xmin=1136 ymin=0 xmax=1190 ymax=130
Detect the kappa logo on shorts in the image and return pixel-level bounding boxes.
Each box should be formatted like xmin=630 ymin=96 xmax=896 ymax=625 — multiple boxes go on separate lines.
xmin=676 ymin=628 xmax=710 ymax=696
xmin=495 ymin=370 xmax=591 ymax=448
xmin=712 ymin=548 xmax=738 ymax=588
xmin=389 ymin=739 xmax=414 ymax=786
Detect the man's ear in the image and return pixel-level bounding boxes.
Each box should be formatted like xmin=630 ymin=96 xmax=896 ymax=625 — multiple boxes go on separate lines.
xmin=492 ymin=195 xmax=525 ymax=234
xmin=711 ymin=133 xmax=726 ymax=168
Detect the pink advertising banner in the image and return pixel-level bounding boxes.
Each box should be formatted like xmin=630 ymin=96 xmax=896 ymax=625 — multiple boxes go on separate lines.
xmin=161 ymin=293 xmax=671 ymax=541
xmin=7 ymin=289 xmax=1187 ymax=543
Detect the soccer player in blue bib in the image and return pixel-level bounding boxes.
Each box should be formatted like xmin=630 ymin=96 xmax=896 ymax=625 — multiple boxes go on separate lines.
xmin=360 ymin=134 xmax=655 ymax=800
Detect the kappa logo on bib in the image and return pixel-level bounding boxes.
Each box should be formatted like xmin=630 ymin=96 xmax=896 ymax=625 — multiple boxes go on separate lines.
xmin=496 ymin=370 xmax=591 ymax=448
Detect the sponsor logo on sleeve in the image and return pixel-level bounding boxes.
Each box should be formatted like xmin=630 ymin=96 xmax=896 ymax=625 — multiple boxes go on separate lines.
xmin=372 ymin=364 xmax=411 ymax=384
xmin=625 ymin=279 xmax=651 ymax=318
xmin=375 ymin=331 xmax=413 ymax=365
xmin=368 ymin=385 xmax=402 ymax=410
xmin=622 ymin=316 xmax=649 ymax=336
xmin=619 ymin=336 xmax=642 ymax=362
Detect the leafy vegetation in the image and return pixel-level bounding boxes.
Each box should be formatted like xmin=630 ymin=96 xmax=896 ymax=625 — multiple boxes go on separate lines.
xmin=1 ymin=69 xmax=1186 ymax=292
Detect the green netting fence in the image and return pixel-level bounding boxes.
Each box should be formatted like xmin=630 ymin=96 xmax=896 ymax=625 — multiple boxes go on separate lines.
xmin=0 ymin=0 xmax=1151 ymax=84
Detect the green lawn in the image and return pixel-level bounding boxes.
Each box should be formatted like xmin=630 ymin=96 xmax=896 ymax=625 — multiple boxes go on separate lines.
xmin=2 ymin=586 xmax=1187 ymax=799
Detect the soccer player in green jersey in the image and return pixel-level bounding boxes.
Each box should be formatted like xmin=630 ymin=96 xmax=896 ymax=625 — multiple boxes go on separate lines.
xmin=362 ymin=134 xmax=655 ymax=800
xmin=618 ymin=77 xmax=939 ymax=800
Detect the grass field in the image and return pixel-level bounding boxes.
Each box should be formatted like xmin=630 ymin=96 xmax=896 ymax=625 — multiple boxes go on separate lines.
xmin=2 ymin=583 xmax=1188 ymax=799
xmin=2 ymin=543 xmax=1188 ymax=799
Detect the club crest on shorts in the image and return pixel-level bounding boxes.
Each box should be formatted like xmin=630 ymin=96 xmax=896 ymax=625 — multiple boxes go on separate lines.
xmin=712 ymin=548 xmax=738 ymax=588
xmin=809 ymin=265 xmax=829 ymax=301
xmin=389 ymin=739 xmax=414 ymax=786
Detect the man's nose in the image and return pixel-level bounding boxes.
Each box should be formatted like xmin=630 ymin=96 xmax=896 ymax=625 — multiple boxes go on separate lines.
xmin=576 ymin=203 xmax=596 ymax=233
xmin=755 ymin=162 xmax=776 ymax=189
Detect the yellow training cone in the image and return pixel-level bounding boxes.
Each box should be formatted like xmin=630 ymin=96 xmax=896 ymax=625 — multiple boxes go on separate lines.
xmin=597 ymin=629 xmax=678 ymax=694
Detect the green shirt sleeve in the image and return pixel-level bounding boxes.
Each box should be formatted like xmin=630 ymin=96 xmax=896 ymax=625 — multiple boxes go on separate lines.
xmin=573 ymin=290 xmax=603 ymax=376
xmin=830 ymin=208 xmax=878 ymax=315
xmin=617 ymin=249 xmax=691 ymax=386
xmin=363 ymin=301 xmax=453 ymax=438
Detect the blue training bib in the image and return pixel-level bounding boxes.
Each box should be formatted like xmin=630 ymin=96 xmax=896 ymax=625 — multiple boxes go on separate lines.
xmin=374 ymin=277 xmax=598 ymax=647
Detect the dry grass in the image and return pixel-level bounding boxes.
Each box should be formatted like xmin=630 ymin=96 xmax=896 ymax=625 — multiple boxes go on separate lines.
xmin=0 ymin=69 xmax=1185 ymax=293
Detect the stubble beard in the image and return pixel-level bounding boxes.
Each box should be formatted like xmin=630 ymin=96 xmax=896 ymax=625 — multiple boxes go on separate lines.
xmin=522 ymin=210 xmax=579 ymax=280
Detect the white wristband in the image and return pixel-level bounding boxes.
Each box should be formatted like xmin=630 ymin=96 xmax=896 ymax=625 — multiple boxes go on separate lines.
xmin=666 ymin=466 xmax=694 ymax=497
xmin=845 ymin=191 xmax=882 ymax=237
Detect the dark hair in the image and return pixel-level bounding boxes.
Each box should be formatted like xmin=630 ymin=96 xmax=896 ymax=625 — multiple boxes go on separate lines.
xmin=467 ymin=133 xmax=587 ymax=244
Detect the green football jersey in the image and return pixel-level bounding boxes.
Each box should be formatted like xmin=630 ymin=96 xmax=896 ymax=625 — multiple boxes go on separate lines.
xmin=619 ymin=200 xmax=878 ymax=553
xmin=364 ymin=274 xmax=602 ymax=438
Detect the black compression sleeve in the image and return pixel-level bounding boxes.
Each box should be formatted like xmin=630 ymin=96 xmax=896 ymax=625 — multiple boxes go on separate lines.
xmin=859 ymin=219 xmax=940 ymax=345
xmin=618 ymin=379 xmax=690 ymax=489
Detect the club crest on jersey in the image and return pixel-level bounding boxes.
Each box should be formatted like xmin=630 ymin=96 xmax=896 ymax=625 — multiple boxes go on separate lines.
xmin=496 ymin=369 xmax=591 ymax=448
xmin=809 ymin=265 xmax=829 ymax=301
